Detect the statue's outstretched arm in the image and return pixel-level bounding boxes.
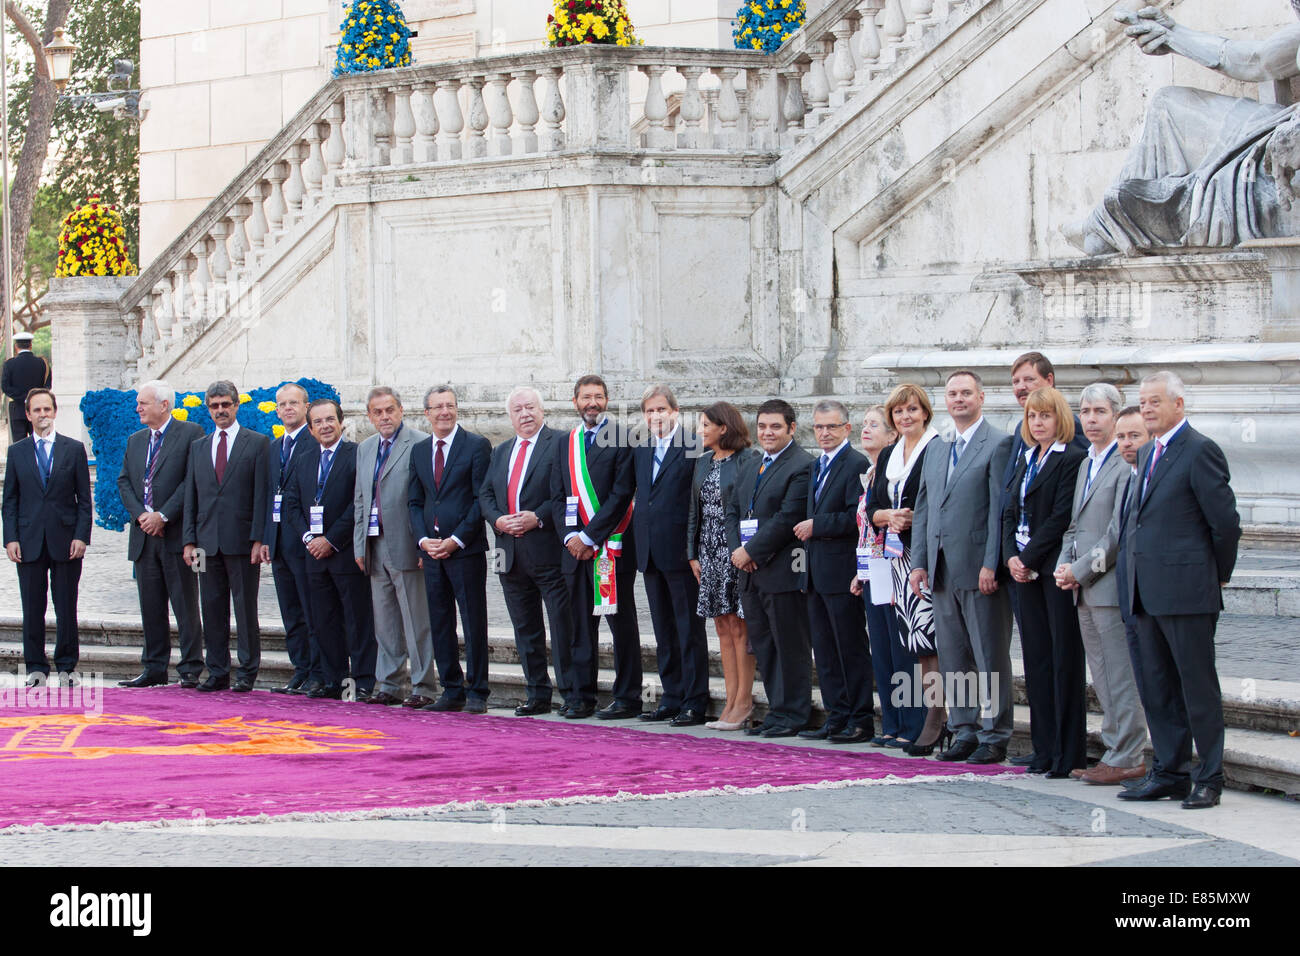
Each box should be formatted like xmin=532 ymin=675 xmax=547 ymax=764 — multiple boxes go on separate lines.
xmin=1118 ymin=7 xmax=1300 ymax=82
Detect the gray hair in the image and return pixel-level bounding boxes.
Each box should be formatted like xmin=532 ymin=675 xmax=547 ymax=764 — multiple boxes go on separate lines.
xmin=640 ymin=383 xmax=678 ymax=411
xmin=275 ymin=382 xmax=309 ymax=403
xmin=1141 ymin=370 xmax=1185 ymax=401
xmin=138 ymin=380 xmax=172 ymax=408
xmin=205 ymin=380 xmax=239 ymax=403
xmin=813 ymin=399 xmax=850 ymax=423
xmin=367 ymin=386 xmax=403 ymax=409
xmin=1079 ymin=382 xmax=1122 ymax=414
xmin=506 ymin=385 xmax=543 ymax=410
xmin=423 ymin=385 xmax=456 ymax=408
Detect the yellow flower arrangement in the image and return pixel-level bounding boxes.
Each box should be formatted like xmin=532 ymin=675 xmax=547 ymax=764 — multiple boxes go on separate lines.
xmin=547 ymin=0 xmax=642 ymax=47
xmin=182 ymin=394 xmax=202 ymax=407
xmin=172 ymin=408 xmax=189 ymax=422
xmin=258 ymin=400 xmax=277 ymax=413
xmin=273 ymin=424 xmax=286 ymax=439
xmin=54 ymin=196 xmax=137 ymax=278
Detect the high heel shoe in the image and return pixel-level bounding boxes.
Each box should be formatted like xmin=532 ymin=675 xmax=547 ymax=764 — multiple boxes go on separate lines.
xmin=903 ymin=723 xmax=952 ymax=757
xmin=706 ymin=705 xmax=754 ymax=732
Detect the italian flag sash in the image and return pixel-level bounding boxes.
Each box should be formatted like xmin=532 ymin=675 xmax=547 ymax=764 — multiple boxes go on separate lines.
xmin=569 ymin=427 xmax=634 ymax=615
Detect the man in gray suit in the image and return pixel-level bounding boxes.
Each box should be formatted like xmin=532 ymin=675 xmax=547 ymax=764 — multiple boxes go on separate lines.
xmin=909 ymin=371 xmax=1015 ymax=764
xmin=183 ymin=380 xmax=269 ymax=692
xmin=1055 ymin=383 xmax=1148 ymax=785
xmin=117 ymin=380 xmax=205 ymax=688
xmin=353 ymin=387 xmax=436 ymax=708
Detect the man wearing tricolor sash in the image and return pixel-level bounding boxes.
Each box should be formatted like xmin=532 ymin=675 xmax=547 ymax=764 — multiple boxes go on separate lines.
xmin=550 ymin=375 xmax=641 ymax=720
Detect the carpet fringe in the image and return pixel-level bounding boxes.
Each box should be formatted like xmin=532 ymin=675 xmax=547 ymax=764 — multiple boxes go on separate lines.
xmin=0 ymin=771 xmax=1020 ymax=834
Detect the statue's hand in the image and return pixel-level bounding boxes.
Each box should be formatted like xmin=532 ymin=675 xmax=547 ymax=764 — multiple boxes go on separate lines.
xmin=1116 ymin=6 xmax=1175 ymax=56
xmin=1266 ymin=116 xmax=1300 ymax=211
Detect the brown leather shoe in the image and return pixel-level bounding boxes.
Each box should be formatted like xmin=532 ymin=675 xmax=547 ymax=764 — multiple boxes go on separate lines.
xmin=368 ymin=691 xmax=405 ymax=706
xmin=402 ymin=694 xmax=434 ymax=709
xmin=1082 ymin=762 xmax=1147 ymax=786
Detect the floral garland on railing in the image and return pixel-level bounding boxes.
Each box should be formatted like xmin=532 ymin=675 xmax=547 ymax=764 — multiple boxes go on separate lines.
xmin=733 ymin=0 xmax=807 ymax=53
xmin=333 ymin=0 xmax=413 ymax=75
xmin=55 ymin=195 xmax=137 ymax=277
xmin=80 ymin=378 xmax=340 ymax=531
xmin=546 ymin=0 xmax=642 ymax=47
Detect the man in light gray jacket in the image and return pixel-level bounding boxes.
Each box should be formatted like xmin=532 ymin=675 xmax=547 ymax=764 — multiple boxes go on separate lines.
xmin=1055 ymin=383 xmax=1148 ymax=785
xmin=909 ymin=371 xmax=1015 ymax=764
xmin=353 ymin=387 xmax=436 ymax=708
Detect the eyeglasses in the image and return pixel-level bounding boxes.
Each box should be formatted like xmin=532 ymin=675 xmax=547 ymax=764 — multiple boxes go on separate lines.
xmin=812 ymin=423 xmax=848 ymax=432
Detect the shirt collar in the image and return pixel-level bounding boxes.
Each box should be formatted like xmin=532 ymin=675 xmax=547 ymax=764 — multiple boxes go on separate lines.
xmin=320 ymin=439 xmax=342 ymax=454
xmin=152 ymin=419 xmax=170 ymax=438
xmin=764 ymin=440 xmax=793 ymax=463
xmin=1157 ymin=418 xmax=1187 ymax=447
xmin=215 ymin=421 xmax=241 ymax=439
xmin=433 ymin=423 xmax=458 ymax=446
xmin=819 ymin=439 xmax=848 ymax=462
xmin=954 ymin=416 xmax=983 ymax=444
xmin=1025 ymin=440 xmax=1066 ymax=464
xmin=286 ymin=423 xmax=308 ymax=441
xmin=1089 ymin=438 xmax=1118 ymax=462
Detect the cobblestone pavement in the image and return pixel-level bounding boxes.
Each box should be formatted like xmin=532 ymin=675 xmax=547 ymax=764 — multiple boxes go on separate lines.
xmin=2 ymin=528 xmax=1298 ymax=682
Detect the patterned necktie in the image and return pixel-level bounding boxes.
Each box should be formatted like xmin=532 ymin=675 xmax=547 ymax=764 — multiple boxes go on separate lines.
xmin=508 ymin=439 xmax=529 ymax=513
xmin=434 ymin=439 xmax=446 ymax=488
xmin=585 ymin=428 xmax=595 ymax=450
xmin=653 ymin=440 xmax=666 ymax=482
xmin=815 ymin=453 xmax=830 ymax=502
xmin=373 ymin=438 xmax=392 ymax=528
xmin=1142 ymin=440 xmax=1164 ymax=502
xmin=144 ymin=430 xmax=163 ymax=508
xmin=36 ymin=439 xmax=52 ymax=488
xmin=215 ymin=430 xmax=228 ymax=483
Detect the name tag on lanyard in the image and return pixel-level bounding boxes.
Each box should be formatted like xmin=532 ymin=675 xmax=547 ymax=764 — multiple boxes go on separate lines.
xmin=272 ymin=493 xmax=282 ymax=523
xmin=739 ymin=518 xmax=758 ymax=546
xmin=368 ymin=504 xmax=380 ymax=537
xmin=309 ymin=505 xmax=324 ymax=535
xmin=565 ymin=496 xmax=580 ymax=527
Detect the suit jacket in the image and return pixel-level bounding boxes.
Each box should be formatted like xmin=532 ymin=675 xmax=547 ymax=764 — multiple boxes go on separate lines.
xmin=866 ymin=439 xmax=929 ymax=550
xmin=117 ymin=419 xmax=205 ymax=559
xmin=724 ymin=441 xmax=814 ymax=594
xmin=686 ymin=448 xmax=759 ymax=561
xmin=183 ymin=427 xmax=270 ymax=556
xmin=2 ymin=433 xmax=92 ymax=558
xmin=405 ymin=426 xmax=490 ymax=562
xmin=999 ymin=415 xmax=1088 ymax=565
xmin=262 ymin=426 xmax=318 ymax=555
xmin=1 ymin=351 xmax=51 ymax=422
xmin=1120 ymin=423 xmax=1241 ymax=618
xmin=479 ymin=425 xmax=565 ymax=574
xmin=1055 ymin=444 xmax=1127 ymax=607
xmin=550 ymin=419 xmax=637 ymax=575
xmin=349 ymin=423 xmax=427 ymax=570
xmin=283 ymin=440 xmax=361 ymax=574
xmin=632 ymin=428 xmax=700 ymax=574
xmin=912 ymin=420 xmax=1014 ymax=590
xmin=802 ymin=444 xmax=869 ymax=594
xmin=1001 ymin=443 xmax=1086 ymax=576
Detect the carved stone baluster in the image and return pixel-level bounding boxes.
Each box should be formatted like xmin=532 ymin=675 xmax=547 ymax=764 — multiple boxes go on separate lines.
xmin=880 ymin=0 xmax=918 ymax=65
xmin=245 ymin=182 xmax=269 ymax=266
xmin=780 ymin=66 xmax=808 ymax=145
xmin=228 ymin=198 xmax=252 ymax=274
xmin=539 ymin=67 xmax=566 ymax=152
xmin=746 ymin=67 xmax=774 ymax=150
xmin=641 ymin=64 xmax=670 ymax=149
xmin=805 ymin=40 xmax=832 ymax=126
xmin=412 ymin=81 xmax=438 ymax=162
xmin=391 ymin=84 xmax=415 ymax=165
xmin=911 ymin=0 xmax=937 ymax=25
xmin=485 ymin=72 xmax=514 ymax=157
xmin=371 ymin=88 xmax=393 ymax=167
xmin=302 ymin=123 xmax=325 ymax=211
xmin=282 ymin=143 xmax=306 ymax=229
xmin=465 ymin=76 xmax=489 ymax=158
xmin=676 ymin=66 xmax=706 ymax=149
xmin=712 ymin=67 xmax=741 ymax=150
xmin=323 ymin=99 xmax=346 ymax=183
xmin=512 ymin=70 xmax=539 ymax=154
xmin=435 ymin=78 xmax=464 ymax=160
xmin=152 ymin=282 xmax=173 ymax=346
xmin=167 ymin=267 xmax=188 ymax=335
xmin=855 ymin=0 xmax=884 ymax=76
xmin=829 ymin=19 xmax=857 ymax=106
xmin=188 ymin=245 xmax=209 ymax=325
xmin=263 ymin=162 xmax=288 ymax=248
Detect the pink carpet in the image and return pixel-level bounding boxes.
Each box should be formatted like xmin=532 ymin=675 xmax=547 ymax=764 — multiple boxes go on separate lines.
xmin=0 ymin=687 xmax=1017 ymax=828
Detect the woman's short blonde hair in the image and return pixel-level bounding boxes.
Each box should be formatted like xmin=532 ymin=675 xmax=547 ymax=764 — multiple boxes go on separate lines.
xmin=884 ymin=383 xmax=933 ymax=429
xmin=1021 ymin=386 xmax=1075 ymax=445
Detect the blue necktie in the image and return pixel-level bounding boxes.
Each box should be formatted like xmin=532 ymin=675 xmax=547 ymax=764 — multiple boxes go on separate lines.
xmin=316 ymin=448 xmax=334 ymax=501
xmin=652 ymin=441 xmax=665 ymax=482
xmin=280 ymin=433 xmax=295 ymax=471
xmin=36 ymin=440 xmax=52 ymax=488
xmin=815 ymin=453 xmax=830 ymax=502
xmin=144 ymin=431 xmax=163 ymax=508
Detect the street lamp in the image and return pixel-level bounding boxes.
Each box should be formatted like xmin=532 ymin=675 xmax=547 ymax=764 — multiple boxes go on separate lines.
xmin=44 ymin=27 xmax=78 ymax=92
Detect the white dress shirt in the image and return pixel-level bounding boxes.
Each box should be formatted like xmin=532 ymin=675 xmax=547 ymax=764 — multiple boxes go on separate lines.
xmin=418 ymin=425 xmax=466 ymax=550
xmin=210 ymin=420 xmax=241 ymax=468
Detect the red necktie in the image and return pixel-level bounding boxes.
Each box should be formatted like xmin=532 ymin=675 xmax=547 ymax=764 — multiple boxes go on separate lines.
xmin=507 ymin=439 xmax=529 ymax=513
xmin=215 ymin=430 xmax=228 ymax=484
xmin=434 ymin=439 xmax=446 ymax=488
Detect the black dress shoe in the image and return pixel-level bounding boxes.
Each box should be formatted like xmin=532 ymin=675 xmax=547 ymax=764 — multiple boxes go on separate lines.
xmin=639 ymin=704 xmax=680 ymax=722
xmin=557 ymin=702 xmax=573 ymax=717
xmin=515 ymin=700 xmax=553 ymax=716
xmin=594 ymin=701 xmax=642 ymax=720
xmin=936 ymin=739 xmax=979 ymax=762
xmin=1117 ymin=778 xmax=1192 ymax=801
xmin=1025 ymin=765 xmax=1050 ymax=775
xmin=422 ymin=696 xmax=465 ymax=712
xmin=745 ymin=723 xmax=772 ymax=736
xmin=1122 ymin=771 xmax=1156 ymax=790
xmin=798 ymin=725 xmax=837 ymax=740
xmin=1045 ymin=769 xmax=1076 ymax=779
xmin=1009 ymin=752 xmax=1039 ymax=767
xmin=829 ymin=726 xmax=873 ymax=744
xmin=307 ymin=684 xmax=343 ymax=700
xmin=196 ymin=678 xmax=230 ymax=692
xmin=272 ymin=676 xmax=308 ymax=694
xmin=762 ymin=725 xmax=800 ymax=738
xmin=669 ymin=708 xmax=708 ymax=727
xmin=965 ymin=744 xmax=1007 ymax=765
xmin=564 ymin=702 xmax=596 ymax=719
xmin=465 ymin=698 xmax=488 ymax=714
xmin=298 ymin=680 xmax=325 ymax=697
xmin=1180 ymin=784 xmax=1221 ymax=809
xmin=118 ymin=672 xmax=167 ymax=688
xmin=179 ymin=675 xmax=202 ymax=689
xmin=230 ymin=679 xmax=255 ymax=693
xmin=352 ymin=687 xmax=373 ymax=702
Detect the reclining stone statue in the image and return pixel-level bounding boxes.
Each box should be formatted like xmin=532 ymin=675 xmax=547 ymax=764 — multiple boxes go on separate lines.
xmin=1064 ymin=4 xmax=1300 ymax=255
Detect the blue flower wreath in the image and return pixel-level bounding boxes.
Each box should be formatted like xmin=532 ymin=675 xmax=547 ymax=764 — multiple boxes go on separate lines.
xmin=333 ymin=0 xmax=414 ymax=76
xmin=733 ymin=0 xmax=807 ymax=54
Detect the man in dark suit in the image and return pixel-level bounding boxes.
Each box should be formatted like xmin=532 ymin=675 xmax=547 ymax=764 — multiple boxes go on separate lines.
xmin=479 ymin=386 xmax=573 ymax=715
xmin=1117 ymin=372 xmax=1240 ymax=810
xmin=257 ymin=382 xmax=319 ymax=693
xmin=550 ymin=374 xmax=640 ymax=720
xmin=2 ymin=388 xmax=91 ymax=683
xmin=182 ymin=380 xmax=269 ymax=692
xmin=116 ymin=380 xmax=205 ymax=688
xmin=408 ymin=385 xmax=492 ymax=713
xmin=283 ymin=398 xmax=375 ymax=700
xmin=633 ymin=385 xmax=709 ymax=727
xmin=793 ymin=399 xmax=873 ymax=743
xmin=727 ymin=399 xmax=814 ymax=737
xmin=2 ymin=331 xmax=51 ymax=443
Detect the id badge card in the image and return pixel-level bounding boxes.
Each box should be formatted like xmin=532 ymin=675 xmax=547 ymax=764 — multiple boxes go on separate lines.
xmin=1015 ymin=520 xmax=1030 ymax=551
xmin=565 ymin=496 xmax=579 ymax=527
xmin=368 ymin=504 xmax=380 ymax=537
xmin=856 ymin=546 xmax=871 ymax=581
xmin=739 ymin=518 xmax=758 ymax=546
xmin=884 ymin=530 xmax=905 ymax=559
xmin=272 ymin=494 xmax=282 ymax=523
xmin=309 ymin=505 xmax=325 ymax=535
